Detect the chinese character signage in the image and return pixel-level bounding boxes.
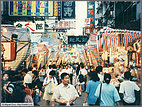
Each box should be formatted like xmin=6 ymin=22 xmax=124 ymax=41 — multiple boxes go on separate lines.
xmin=87 ymin=2 xmax=95 ymax=28
xmin=92 ymin=28 xmax=99 ymax=34
xmin=57 ymin=1 xmax=61 ymax=18
xmin=85 ymin=28 xmax=91 ymax=34
xmin=14 ymin=21 xmax=44 ymax=32
xmin=85 ymin=18 xmax=90 ymax=27
xmin=62 ymin=1 xmax=75 ymax=19
xmin=85 ymin=28 xmax=99 ymax=34
xmin=9 ymin=1 xmax=58 ymax=16
xmin=57 ymin=21 xmax=76 ymax=29
xmin=68 ymin=36 xmax=89 ymax=44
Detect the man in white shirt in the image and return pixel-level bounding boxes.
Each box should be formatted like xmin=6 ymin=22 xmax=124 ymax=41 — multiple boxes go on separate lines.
xmin=52 ymin=73 xmax=79 ymax=106
xmin=22 ymin=68 xmax=32 ymax=86
xmin=119 ymin=71 xmax=140 ymax=105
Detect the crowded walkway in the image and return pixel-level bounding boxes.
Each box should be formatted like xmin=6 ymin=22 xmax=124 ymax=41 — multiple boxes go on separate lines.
xmin=1 ymin=1 xmax=141 ymax=106
xmin=1 ymin=60 xmax=141 ymax=106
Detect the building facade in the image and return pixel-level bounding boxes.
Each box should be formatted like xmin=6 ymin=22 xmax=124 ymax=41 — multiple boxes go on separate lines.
xmin=95 ymin=1 xmax=141 ymax=30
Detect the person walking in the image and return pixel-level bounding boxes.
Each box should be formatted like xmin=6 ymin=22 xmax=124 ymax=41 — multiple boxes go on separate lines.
xmin=52 ymin=73 xmax=79 ymax=106
xmin=39 ymin=66 xmax=46 ymax=86
xmin=119 ymin=71 xmax=140 ymax=105
xmin=32 ymin=70 xmax=42 ymax=106
xmin=68 ymin=64 xmax=73 ymax=84
xmin=24 ymin=83 xmax=33 ymax=103
xmin=84 ymin=71 xmax=102 ymax=106
xmin=96 ymin=65 xmax=104 ymax=82
xmin=43 ymin=70 xmax=58 ymax=106
xmin=95 ymin=73 xmax=121 ymax=106
xmin=79 ymin=65 xmax=88 ymax=92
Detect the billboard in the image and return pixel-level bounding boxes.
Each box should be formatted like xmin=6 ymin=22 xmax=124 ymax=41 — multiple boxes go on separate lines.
xmin=14 ymin=21 xmax=44 ymax=32
xmin=87 ymin=1 xmax=95 ymax=28
xmin=68 ymin=36 xmax=89 ymax=44
xmin=9 ymin=1 xmax=58 ymax=16
xmin=61 ymin=1 xmax=75 ymax=19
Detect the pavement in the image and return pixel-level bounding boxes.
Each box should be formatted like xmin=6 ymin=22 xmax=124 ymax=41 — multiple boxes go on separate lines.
xmin=38 ymin=92 xmax=85 ymax=106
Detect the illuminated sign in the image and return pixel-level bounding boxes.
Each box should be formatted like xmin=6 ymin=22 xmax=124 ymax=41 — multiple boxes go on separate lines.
xmin=9 ymin=1 xmax=58 ymax=16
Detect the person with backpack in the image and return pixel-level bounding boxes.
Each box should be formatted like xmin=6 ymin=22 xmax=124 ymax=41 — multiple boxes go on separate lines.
xmin=2 ymin=72 xmax=9 ymax=102
xmin=3 ymin=71 xmax=26 ymax=103
xmin=76 ymin=73 xmax=85 ymax=96
xmin=78 ymin=65 xmax=88 ymax=94
xmin=84 ymin=72 xmax=102 ymax=106
xmin=32 ymin=70 xmax=42 ymax=106
xmin=95 ymin=73 xmax=120 ymax=106
xmin=43 ymin=70 xmax=58 ymax=106
xmin=2 ymin=72 xmax=14 ymax=103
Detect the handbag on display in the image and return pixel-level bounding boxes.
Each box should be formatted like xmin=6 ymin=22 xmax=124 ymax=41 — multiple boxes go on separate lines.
xmin=95 ymin=83 xmax=102 ymax=106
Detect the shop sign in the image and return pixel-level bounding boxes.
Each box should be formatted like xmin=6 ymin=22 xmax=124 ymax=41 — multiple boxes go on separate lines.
xmin=85 ymin=18 xmax=90 ymax=27
xmin=92 ymin=28 xmax=99 ymax=34
xmin=87 ymin=1 xmax=95 ymax=28
xmin=14 ymin=21 xmax=44 ymax=32
xmin=45 ymin=20 xmax=56 ymax=29
xmin=62 ymin=1 xmax=75 ymax=19
xmin=85 ymin=28 xmax=99 ymax=34
xmin=68 ymin=36 xmax=89 ymax=44
xmin=67 ymin=49 xmax=75 ymax=52
xmin=85 ymin=28 xmax=91 ymax=34
xmin=57 ymin=1 xmax=61 ymax=20
xmin=9 ymin=1 xmax=58 ymax=16
xmin=57 ymin=21 xmax=76 ymax=28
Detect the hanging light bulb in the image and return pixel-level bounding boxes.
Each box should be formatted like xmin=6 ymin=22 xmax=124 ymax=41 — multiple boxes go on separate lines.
xmin=3 ymin=27 xmax=8 ymax=32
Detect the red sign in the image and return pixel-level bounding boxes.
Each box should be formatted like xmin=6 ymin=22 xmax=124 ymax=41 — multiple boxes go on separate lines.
xmin=92 ymin=28 xmax=99 ymax=34
xmin=85 ymin=28 xmax=91 ymax=34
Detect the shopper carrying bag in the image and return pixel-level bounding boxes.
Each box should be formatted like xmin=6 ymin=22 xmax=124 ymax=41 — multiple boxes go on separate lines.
xmin=95 ymin=83 xmax=102 ymax=105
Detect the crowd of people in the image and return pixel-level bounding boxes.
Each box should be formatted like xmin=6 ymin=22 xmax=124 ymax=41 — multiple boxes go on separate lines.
xmin=1 ymin=61 xmax=141 ymax=106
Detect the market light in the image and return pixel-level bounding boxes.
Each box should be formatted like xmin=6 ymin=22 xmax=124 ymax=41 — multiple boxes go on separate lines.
xmin=3 ymin=27 xmax=8 ymax=32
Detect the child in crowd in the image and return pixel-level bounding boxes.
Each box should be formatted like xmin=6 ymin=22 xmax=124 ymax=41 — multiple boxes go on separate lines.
xmin=24 ymin=83 xmax=33 ymax=103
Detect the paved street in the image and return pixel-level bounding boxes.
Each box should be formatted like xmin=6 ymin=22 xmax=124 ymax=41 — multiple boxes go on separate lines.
xmin=39 ymin=92 xmax=85 ymax=106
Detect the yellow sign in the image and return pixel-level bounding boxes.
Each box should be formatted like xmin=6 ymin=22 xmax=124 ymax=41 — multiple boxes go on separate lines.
xmin=9 ymin=1 xmax=58 ymax=16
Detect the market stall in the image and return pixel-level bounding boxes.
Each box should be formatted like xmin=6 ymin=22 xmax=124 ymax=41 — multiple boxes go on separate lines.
xmin=97 ymin=27 xmax=141 ymax=67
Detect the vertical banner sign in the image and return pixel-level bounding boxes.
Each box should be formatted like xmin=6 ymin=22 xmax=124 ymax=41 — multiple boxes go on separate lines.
xmin=57 ymin=1 xmax=61 ymax=20
xmin=9 ymin=1 xmax=58 ymax=16
xmin=62 ymin=1 xmax=75 ymax=19
xmin=54 ymin=1 xmax=58 ymax=16
xmin=87 ymin=1 xmax=95 ymax=28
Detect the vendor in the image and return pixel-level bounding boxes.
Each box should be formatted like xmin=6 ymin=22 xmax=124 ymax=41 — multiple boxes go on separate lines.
xmin=110 ymin=68 xmax=120 ymax=90
xmin=102 ymin=51 xmax=108 ymax=67
xmin=133 ymin=40 xmax=141 ymax=66
xmin=114 ymin=59 xmax=120 ymax=76
xmin=127 ymin=43 xmax=135 ymax=66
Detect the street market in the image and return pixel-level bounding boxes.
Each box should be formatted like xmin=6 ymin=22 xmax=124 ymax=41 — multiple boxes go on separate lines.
xmin=1 ymin=1 xmax=141 ymax=106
